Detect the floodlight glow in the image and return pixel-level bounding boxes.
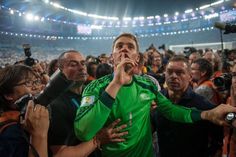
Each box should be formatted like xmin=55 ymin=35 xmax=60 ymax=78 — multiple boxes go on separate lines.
xmin=138 ymin=17 xmax=145 ymax=20
xmin=26 ymin=13 xmax=34 ymax=21
xmin=44 ymin=0 xmax=49 ymax=3
xmin=91 ymin=25 xmax=103 ymax=30
xmin=200 ymin=4 xmax=210 ymax=10
xmin=52 ymin=2 xmax=64 ymax=9
xmin=163 ymin=14 xmax=168 ymax=18
xmin=10 ymin=10 xmax=14 ymax=14
xmin=185 ymin=9 xmax=193 ymax=14
xmin=41 ymin=17 xmax=45 ymax=22
xmin=70 ymin=9 xmax=87 ymax=16
xmin=211 ymin=0 xmax=224 ymax=6
xmin=175 ymin=12 xmax=179 ymax=16
xmin=34 ymin=16 xmax=39 ymax=21
xmin=147 ymin=16 xmax=154 ymax=19
xmin=19 ymin=13 xmax=22 ymax=16
xmin=123 ymin=17 xmax=132 ymax=21
xmin=204 ymin=13 xmax=219 ymax=19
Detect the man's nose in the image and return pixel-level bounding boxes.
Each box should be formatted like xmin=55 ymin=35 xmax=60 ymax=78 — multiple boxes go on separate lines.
xmin=120 ymin=45 xmax=129 ymax=53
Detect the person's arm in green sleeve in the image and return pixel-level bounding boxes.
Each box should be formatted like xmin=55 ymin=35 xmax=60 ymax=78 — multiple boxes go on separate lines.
xmin=155 ymin=92 xmax=201 ymax=123
xmin=156 ymin=91 xmax=236 ymax=126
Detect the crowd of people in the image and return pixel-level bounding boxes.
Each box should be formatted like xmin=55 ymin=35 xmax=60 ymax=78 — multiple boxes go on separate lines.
xmin=0 ymin=33 xmax=236 ymax=157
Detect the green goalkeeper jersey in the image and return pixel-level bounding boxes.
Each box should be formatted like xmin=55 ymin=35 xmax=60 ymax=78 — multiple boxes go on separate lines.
xmin=74 ymin=74 xmax=201 ymax=157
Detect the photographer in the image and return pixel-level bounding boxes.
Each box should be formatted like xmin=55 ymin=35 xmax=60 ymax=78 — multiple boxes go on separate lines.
xmin=0 ymin=65 xmax=49 ymax=157
xmin=222 ymin=64 xmax=236 ymax=157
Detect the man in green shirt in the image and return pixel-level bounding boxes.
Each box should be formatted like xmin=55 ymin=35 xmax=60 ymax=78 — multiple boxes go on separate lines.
xmin=74 ymin=33 xmax=236 ymax=157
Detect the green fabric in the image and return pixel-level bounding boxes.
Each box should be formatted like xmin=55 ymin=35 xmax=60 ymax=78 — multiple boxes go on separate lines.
xmin=74 ymin=74 xmax=200 ymax=157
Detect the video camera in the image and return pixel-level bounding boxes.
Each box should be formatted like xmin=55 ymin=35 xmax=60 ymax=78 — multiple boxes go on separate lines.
xmin=158 ymin=44 xmax=166 ymax=50
xmin=213 ymin=73 xmax=233 ymax=91
xmin=183 ymin=47 xmax=197 ymax=57
xmin=14 ymin=69 xmax=75 ymax=115
xmin=22 ymin=44 xmax=37 ymax=66
xmin=214 ymin=22 xmax=236 ymax=34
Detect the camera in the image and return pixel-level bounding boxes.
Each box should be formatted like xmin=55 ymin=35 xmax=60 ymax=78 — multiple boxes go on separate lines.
xmin=158 ymin=44 xmax=166 ymax=50
xmin=213 ymin=73 xmax=232 ymax=91
xmin=22 ymin=44 xmax=36 ymax=66
xmin=14 ymin=69 xmax=75 ymax=115
xmin=183 ymin=47 xmax=197 ymax=57
xmin=214 ymin=22 xmax=236 ymax=34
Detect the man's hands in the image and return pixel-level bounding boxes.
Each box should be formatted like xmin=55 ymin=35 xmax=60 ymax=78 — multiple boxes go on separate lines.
xmin=201 ymin=104 xmax=236 ymax=126
xmin=23 ymin=100 xmax=49 ymax=137
xmin=105 ymin=54 xmax=137 ymax=99
xmin=113 ymin=55 xmax=138 ymax=86
xmin=94 ymin=119 xmax=128 ymax=147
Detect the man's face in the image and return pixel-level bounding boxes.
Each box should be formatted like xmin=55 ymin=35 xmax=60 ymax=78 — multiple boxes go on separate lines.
xmin=203 ymin=52 xmax=215 ymax=66
xmin=189 ymin=53 xmax=198 ymax=64
xmin=191 ymin=63 xmax=202 ymax=82
xmin=62 ymin=52 xmax=88 ymax=83
xmin=112 ymin=36 xmax=139 ymax=66
xmin=165 ymin=61 xmax=191 ymax=92
xmin=152 ymin=52 xmax=162 ymax=66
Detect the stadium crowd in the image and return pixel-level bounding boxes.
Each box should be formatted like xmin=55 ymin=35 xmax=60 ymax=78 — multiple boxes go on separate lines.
xmin=1 ymin=33 xmax=236 ymax=157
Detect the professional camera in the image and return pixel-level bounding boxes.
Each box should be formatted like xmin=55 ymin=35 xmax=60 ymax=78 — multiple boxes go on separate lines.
xmin=214 ymin=22 xmax=236 ymax=34
xmin=213 ymin=73 xmax=232 ymax=91
xmin=22 ymin=44 xmax=36 ymax=66
xmin=14 ymin=69 xmax=75 ymax=115
xmin=158 ymin=44 xmax=166 ymax=50
xmin=183 ymin=47 xmax=197 ymax=57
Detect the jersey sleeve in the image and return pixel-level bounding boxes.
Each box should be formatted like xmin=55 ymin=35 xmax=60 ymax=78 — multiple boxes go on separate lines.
xmin=155 ymin=92 xmax=202 ymax=123
xmin=74 ymin=78 xmax=114 ymax=141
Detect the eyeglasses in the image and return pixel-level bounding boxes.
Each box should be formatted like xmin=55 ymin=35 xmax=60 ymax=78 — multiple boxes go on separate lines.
xmin=14 ymin=79 xmax=42 ymax=87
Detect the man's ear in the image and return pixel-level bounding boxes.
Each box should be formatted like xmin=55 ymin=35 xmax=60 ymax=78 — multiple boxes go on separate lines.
xmin=136 ymin=53 xmax=140 ymax=63
xmin=200 ymin=71 xmax=207 ymax=77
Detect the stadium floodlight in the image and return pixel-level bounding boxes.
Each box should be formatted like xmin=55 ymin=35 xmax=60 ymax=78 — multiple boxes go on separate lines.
xmin=10 ymin=10 xmax=14 ymax=14
xmin=147 ymin=16 xmax=154 ymax=19
xmin=200 ymin=4 xmax=210 ymax=10
xmin=163 ymin=14 xmax=168 ymax=18
xmin=138 ymin=16 xmax=145 ymax=20
xmin=41 ymin=17 xmax=45 ymax=22
xmin=123 ymin=17 xmax=132 ymax=21
xmin=34 ymin=16 xmax=39 ymax=21
xmin=70 ymin=9 xmax=87 ymax=16
xmin=26 ymin=13 xmax=34 ymax=21
xmin=211 ymin=0 xmax=224 ymax=6
xmin=185 ymin=9 xmax=193 ymax=14
xmin=204 ymin=13 xmax=219 ymax=19
xmin=44 ymin=0 xmax=49 ymax=3
xmin=19 ymin=13 xmax=22 ymax=16
xmin=175 ymin=12 xmax=179 ymax=16
xmin=91 ymin=25 xmax=103 ymax=30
